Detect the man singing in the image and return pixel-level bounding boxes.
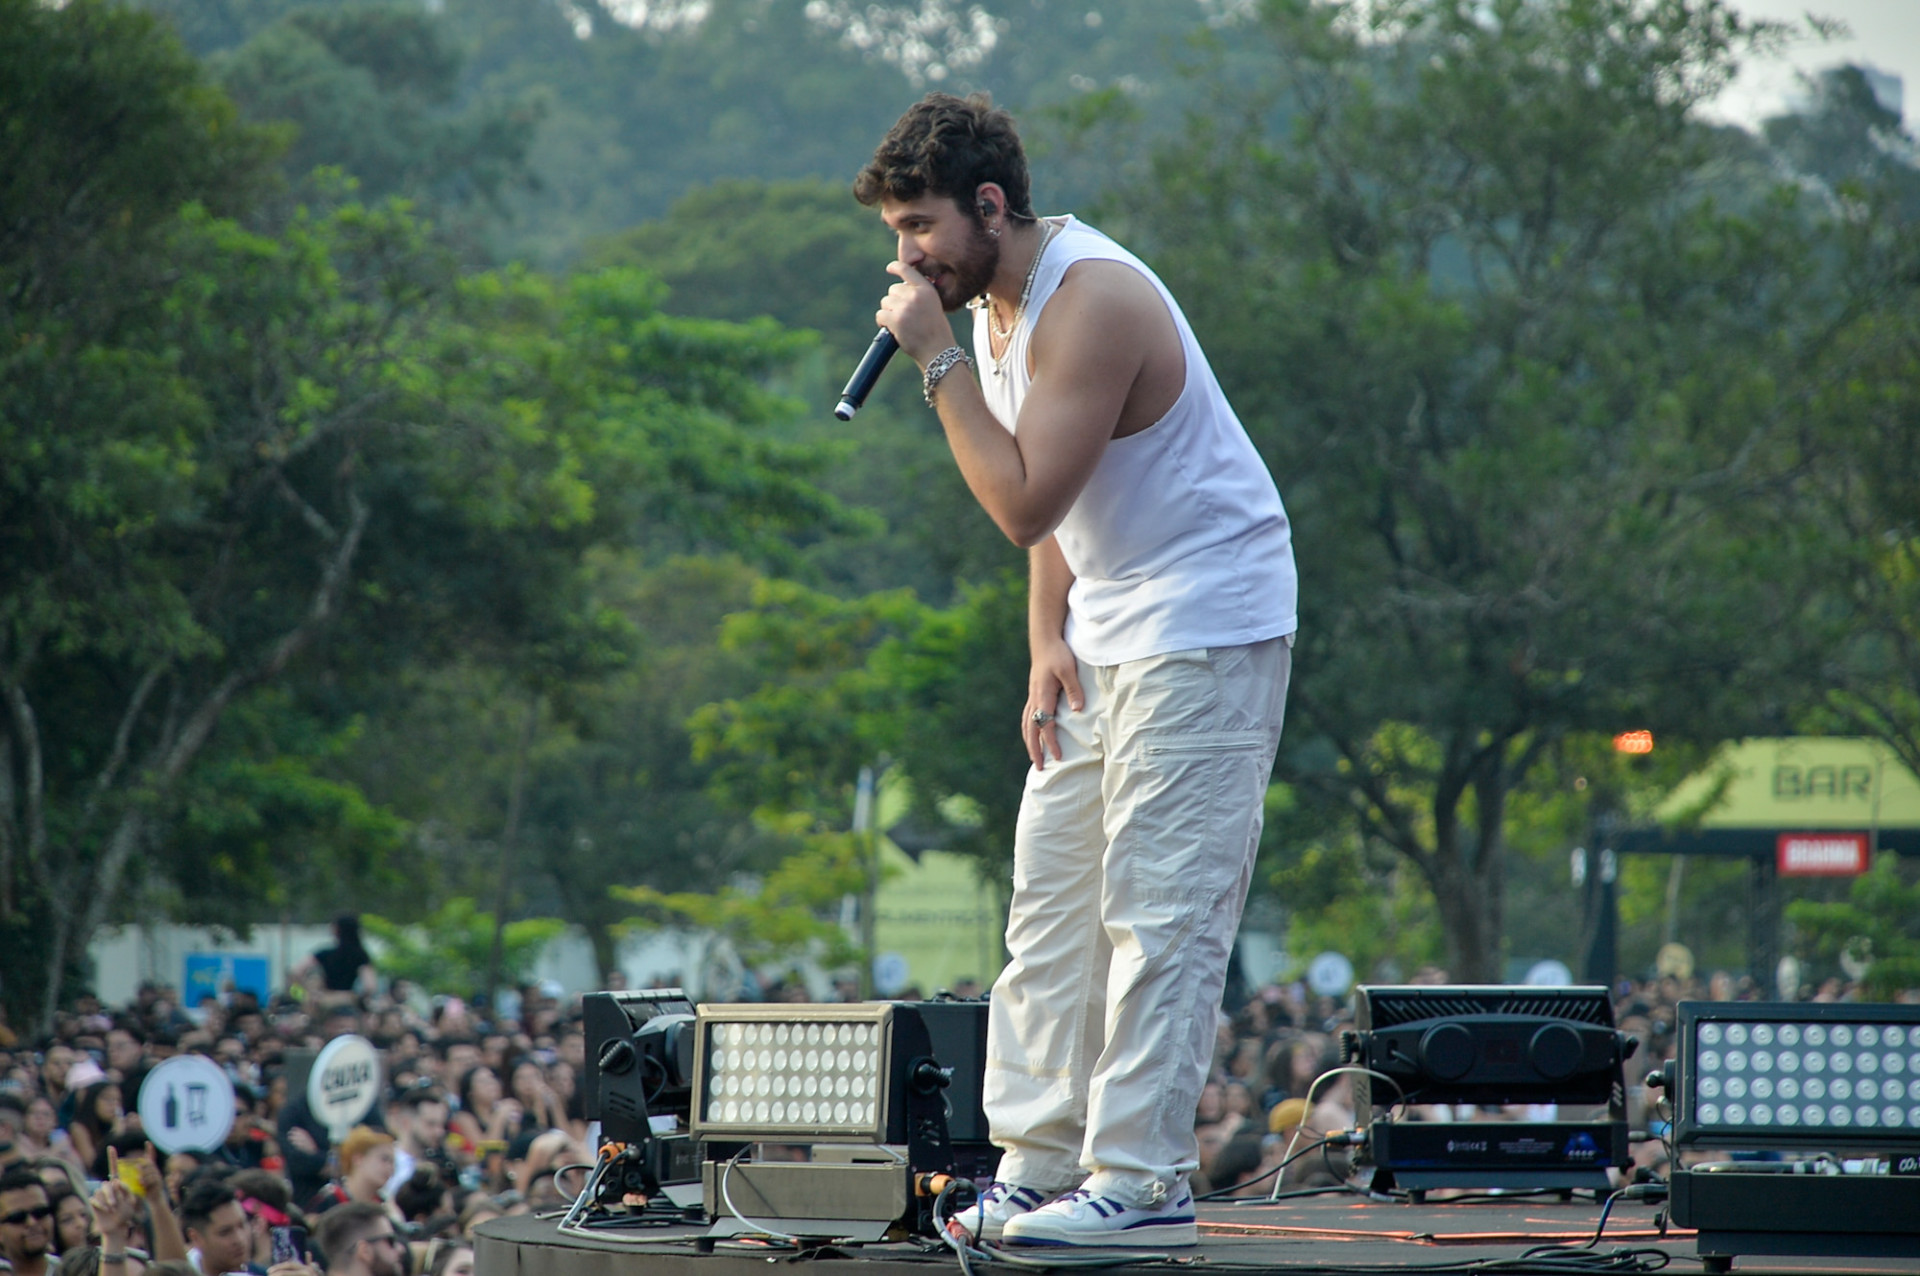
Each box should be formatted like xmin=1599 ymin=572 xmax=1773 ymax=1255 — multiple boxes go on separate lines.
xmin=859 ymin=94 xmax=1297 ymax=1247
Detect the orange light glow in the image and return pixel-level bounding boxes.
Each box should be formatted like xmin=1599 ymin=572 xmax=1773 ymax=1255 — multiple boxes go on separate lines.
xmin=1613 ymin=730 xmax=1654 ymax=754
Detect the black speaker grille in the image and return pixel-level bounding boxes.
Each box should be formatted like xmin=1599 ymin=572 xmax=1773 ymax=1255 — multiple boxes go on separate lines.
xmin=1360 ymin=986 xmax=1614 ymax=1028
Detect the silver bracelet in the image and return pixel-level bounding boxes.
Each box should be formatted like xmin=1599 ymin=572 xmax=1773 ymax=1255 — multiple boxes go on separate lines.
xmin=922 ymin=345 xmax=974 ymax=407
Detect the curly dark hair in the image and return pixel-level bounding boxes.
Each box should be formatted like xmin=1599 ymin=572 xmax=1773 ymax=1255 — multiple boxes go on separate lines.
xmin=854 ymin=93 xmax=1033 ymax=222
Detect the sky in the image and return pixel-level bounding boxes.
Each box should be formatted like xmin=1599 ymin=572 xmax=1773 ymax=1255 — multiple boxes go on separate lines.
xmin=1711 ymin=0 xmax=1920 ymax=127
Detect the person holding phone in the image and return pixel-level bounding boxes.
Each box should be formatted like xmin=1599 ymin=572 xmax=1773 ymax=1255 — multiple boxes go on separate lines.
xmin=181 ymin=1181 xmax=254 ymax=1276
xmin=228 ymin=1170 xmax=299 ymax=1274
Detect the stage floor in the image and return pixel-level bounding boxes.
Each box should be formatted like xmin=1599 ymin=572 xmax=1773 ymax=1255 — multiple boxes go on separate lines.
xmin=473 ymin=1190 xmax=1920 ymax=1274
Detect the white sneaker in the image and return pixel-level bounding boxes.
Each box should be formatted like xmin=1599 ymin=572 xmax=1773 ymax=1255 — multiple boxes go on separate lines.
xmin=946 ymin=1182 xmax=1058 ymax=1242
xmin=999 ymin=1184 xmax=1197 ymax=1248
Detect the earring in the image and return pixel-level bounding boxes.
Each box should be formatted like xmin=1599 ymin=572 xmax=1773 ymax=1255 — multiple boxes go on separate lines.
xmin=989 ymin=225 xmax=1001 ymax=238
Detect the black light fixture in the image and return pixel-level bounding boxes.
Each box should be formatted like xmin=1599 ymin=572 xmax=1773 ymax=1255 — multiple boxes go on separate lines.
xmin=1653 ymin=1000 xmax=1920 ymax=1271
xmin=689 ymin=1001 xmax=990 ymax=1240
xmin=1344 ymin=985 xmax=1636 ymax=1195
xmin=580 ymin=988 xmax=703 ymax=1206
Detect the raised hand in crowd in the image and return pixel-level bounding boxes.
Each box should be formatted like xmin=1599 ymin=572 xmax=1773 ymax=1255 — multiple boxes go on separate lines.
xmin=133 ymin=1145 xmax=187 ymax=1261
xmin=88 ymin=1171 xmax=141 ymax=1254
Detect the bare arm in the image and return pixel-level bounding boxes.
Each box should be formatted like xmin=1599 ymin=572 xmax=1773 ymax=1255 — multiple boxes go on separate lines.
xmin=135 ymin=1147 xmax=188 ymax=1261
xmin=1021 ymin=539 xmax=1083 ymax=770
xmin=877 ymin=260 xmax=1155 ymax=547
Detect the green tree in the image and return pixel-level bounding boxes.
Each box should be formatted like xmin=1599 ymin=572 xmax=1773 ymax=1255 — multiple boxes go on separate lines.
xmin=1106 ymin=0 xmax=1838 ymax=979
xmin=586 ymin=176 xmax=1021 ymax=600
xmin=867 ymin=574 xmax=1030 ymax=881
xmin=363 ymin=897 xmax=567 ymax=999
xmin=615 ymin=829 xmax=873 ymax=988
xmin=685 ymin=569 xmax=1031 ymax=934
xmin=511 ymin=555 xmax=805 ymax=981
xmin=1786 ymin=854 xmax=1920 ymax=999
xmin=0 ymin=0 xmax=864 ymax=1026
xmin=1794 ymin=174 xmax=1920 ymax=785
xmin=210 ymin=4 xmax=544 ymax=241
xmin=1763 ymin=65 xmax=1920 ymax=217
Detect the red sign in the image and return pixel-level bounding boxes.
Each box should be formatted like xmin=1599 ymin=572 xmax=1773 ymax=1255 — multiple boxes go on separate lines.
xmin=1777 ymin=832 xmax=1869 ymax=877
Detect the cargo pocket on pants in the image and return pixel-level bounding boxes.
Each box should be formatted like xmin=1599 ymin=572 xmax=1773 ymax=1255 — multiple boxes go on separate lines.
xmin=1121 ymin=727 xmax=1271 ymax=916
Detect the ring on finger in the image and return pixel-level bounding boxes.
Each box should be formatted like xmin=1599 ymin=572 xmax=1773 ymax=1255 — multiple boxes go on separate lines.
xmin=1030 ymin=709 xmax=1055 ymax=725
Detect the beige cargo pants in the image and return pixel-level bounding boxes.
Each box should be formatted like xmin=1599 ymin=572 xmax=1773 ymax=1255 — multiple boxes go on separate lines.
xmin=984 ymin=636 xmax=1291 ymax=1207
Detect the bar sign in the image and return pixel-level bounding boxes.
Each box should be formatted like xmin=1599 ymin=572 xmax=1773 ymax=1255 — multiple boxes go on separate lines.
xmin=1777 ymin=832 xmax=1868 ymax=876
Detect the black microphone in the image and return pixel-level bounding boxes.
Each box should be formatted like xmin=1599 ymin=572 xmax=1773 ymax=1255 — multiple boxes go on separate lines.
xmin=834 ymin=329 xmax=899 ymax=420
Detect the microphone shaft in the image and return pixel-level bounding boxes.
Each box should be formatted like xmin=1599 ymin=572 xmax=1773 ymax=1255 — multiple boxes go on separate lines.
xmin=834 ymin=329 xmax=900 ymax=420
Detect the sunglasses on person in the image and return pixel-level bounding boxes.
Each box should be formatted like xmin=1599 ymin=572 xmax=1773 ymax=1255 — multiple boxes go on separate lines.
xmin=1 ymin=1205 xmax=52 ymax=1227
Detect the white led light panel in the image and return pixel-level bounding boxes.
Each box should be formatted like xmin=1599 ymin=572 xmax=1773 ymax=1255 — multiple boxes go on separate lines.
xmin=1676 ymin=1003 xmax=1920 ymax=1148
xmin=1692 ymin=1021 xmax=1920 ymax=1131
xmin=695 ymin=1016 xmax=888 ymax=1138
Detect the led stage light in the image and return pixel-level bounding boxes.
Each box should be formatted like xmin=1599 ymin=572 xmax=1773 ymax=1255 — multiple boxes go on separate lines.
xmin=692 ymin=1006 xmax=905 ymax=1142
xmin=1669 ymin=1002 xmax=1920 ymax=1150
xmin=1658 ymin=1001 xmax=1920 ymax=1272
xmin=688 ymin=1001 xmax=990 ymax=1240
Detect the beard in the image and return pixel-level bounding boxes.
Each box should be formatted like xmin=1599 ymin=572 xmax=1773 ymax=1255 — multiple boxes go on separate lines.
xmin=922 ymin=219 xmax=1000 ymax=313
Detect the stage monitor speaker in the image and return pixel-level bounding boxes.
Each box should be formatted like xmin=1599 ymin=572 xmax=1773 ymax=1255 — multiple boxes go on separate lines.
xmin=1346 ymin=984 xmax=1634 ymax=1195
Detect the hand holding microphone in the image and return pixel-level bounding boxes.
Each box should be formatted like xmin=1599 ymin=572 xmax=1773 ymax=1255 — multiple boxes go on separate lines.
xmin=833 ymin=260 xmax=956 ymax=420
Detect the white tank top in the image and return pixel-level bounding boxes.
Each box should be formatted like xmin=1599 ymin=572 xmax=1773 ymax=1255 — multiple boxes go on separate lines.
xmin=974 ymin=217 xmax=1298 ymax=665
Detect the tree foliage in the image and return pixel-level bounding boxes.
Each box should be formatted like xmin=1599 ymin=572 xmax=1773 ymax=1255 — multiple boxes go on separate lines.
xmin=1786 ymin=854 xmax=1920 ymax=1000
xmin=1101 ymin=0 xmax=1869 ymax=978
xmin=615 ymin=828 xmax=874 ymax=980
xmin=210 ymin=3 xmax=544 ymax=230
xmin=363 ymin=897 xmax=568 ymax=999
xmin=15 ymin=0 xmax=1920 ymax=1009
xmin=0 ymin=0 xmax=854 ymax=1026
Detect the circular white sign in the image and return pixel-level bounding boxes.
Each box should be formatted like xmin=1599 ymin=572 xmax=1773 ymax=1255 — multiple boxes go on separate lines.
xmin=1525 ymin=959 xmax=1575 ymax=987
xmin=1307 ymin=951 xmax=1355 ymax=998
xmin=308 ymin=1034 xmax=383 ymax=1139
xmin=873 ymin=952 xmax=911 ymax=998
xmin=137 ymin=1055 xmax=236 ymax=1154
xmin=1776 ymin=955 xmax=1803 ymax=1000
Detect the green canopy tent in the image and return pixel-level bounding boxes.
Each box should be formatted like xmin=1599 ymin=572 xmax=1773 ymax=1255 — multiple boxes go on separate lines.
xmin=1608 ymin=739 xmax=1920 ymax=986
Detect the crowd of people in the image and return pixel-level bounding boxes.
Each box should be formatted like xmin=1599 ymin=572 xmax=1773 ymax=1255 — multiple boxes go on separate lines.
xmin=0 ymin=916 xmax=1895 ymax=1275
xmin=0 ymin=942 xmax=591 ymax=1276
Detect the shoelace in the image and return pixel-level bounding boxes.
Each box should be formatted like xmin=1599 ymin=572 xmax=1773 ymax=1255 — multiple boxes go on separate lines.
xmin=1055 ymin=1188 xmax=1193 ymax=1217
xmin=1057 ymin=1189 xmax=1131 ymax=1217
xmin=958 ymin=1182 xmax=1046 ymax=1244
